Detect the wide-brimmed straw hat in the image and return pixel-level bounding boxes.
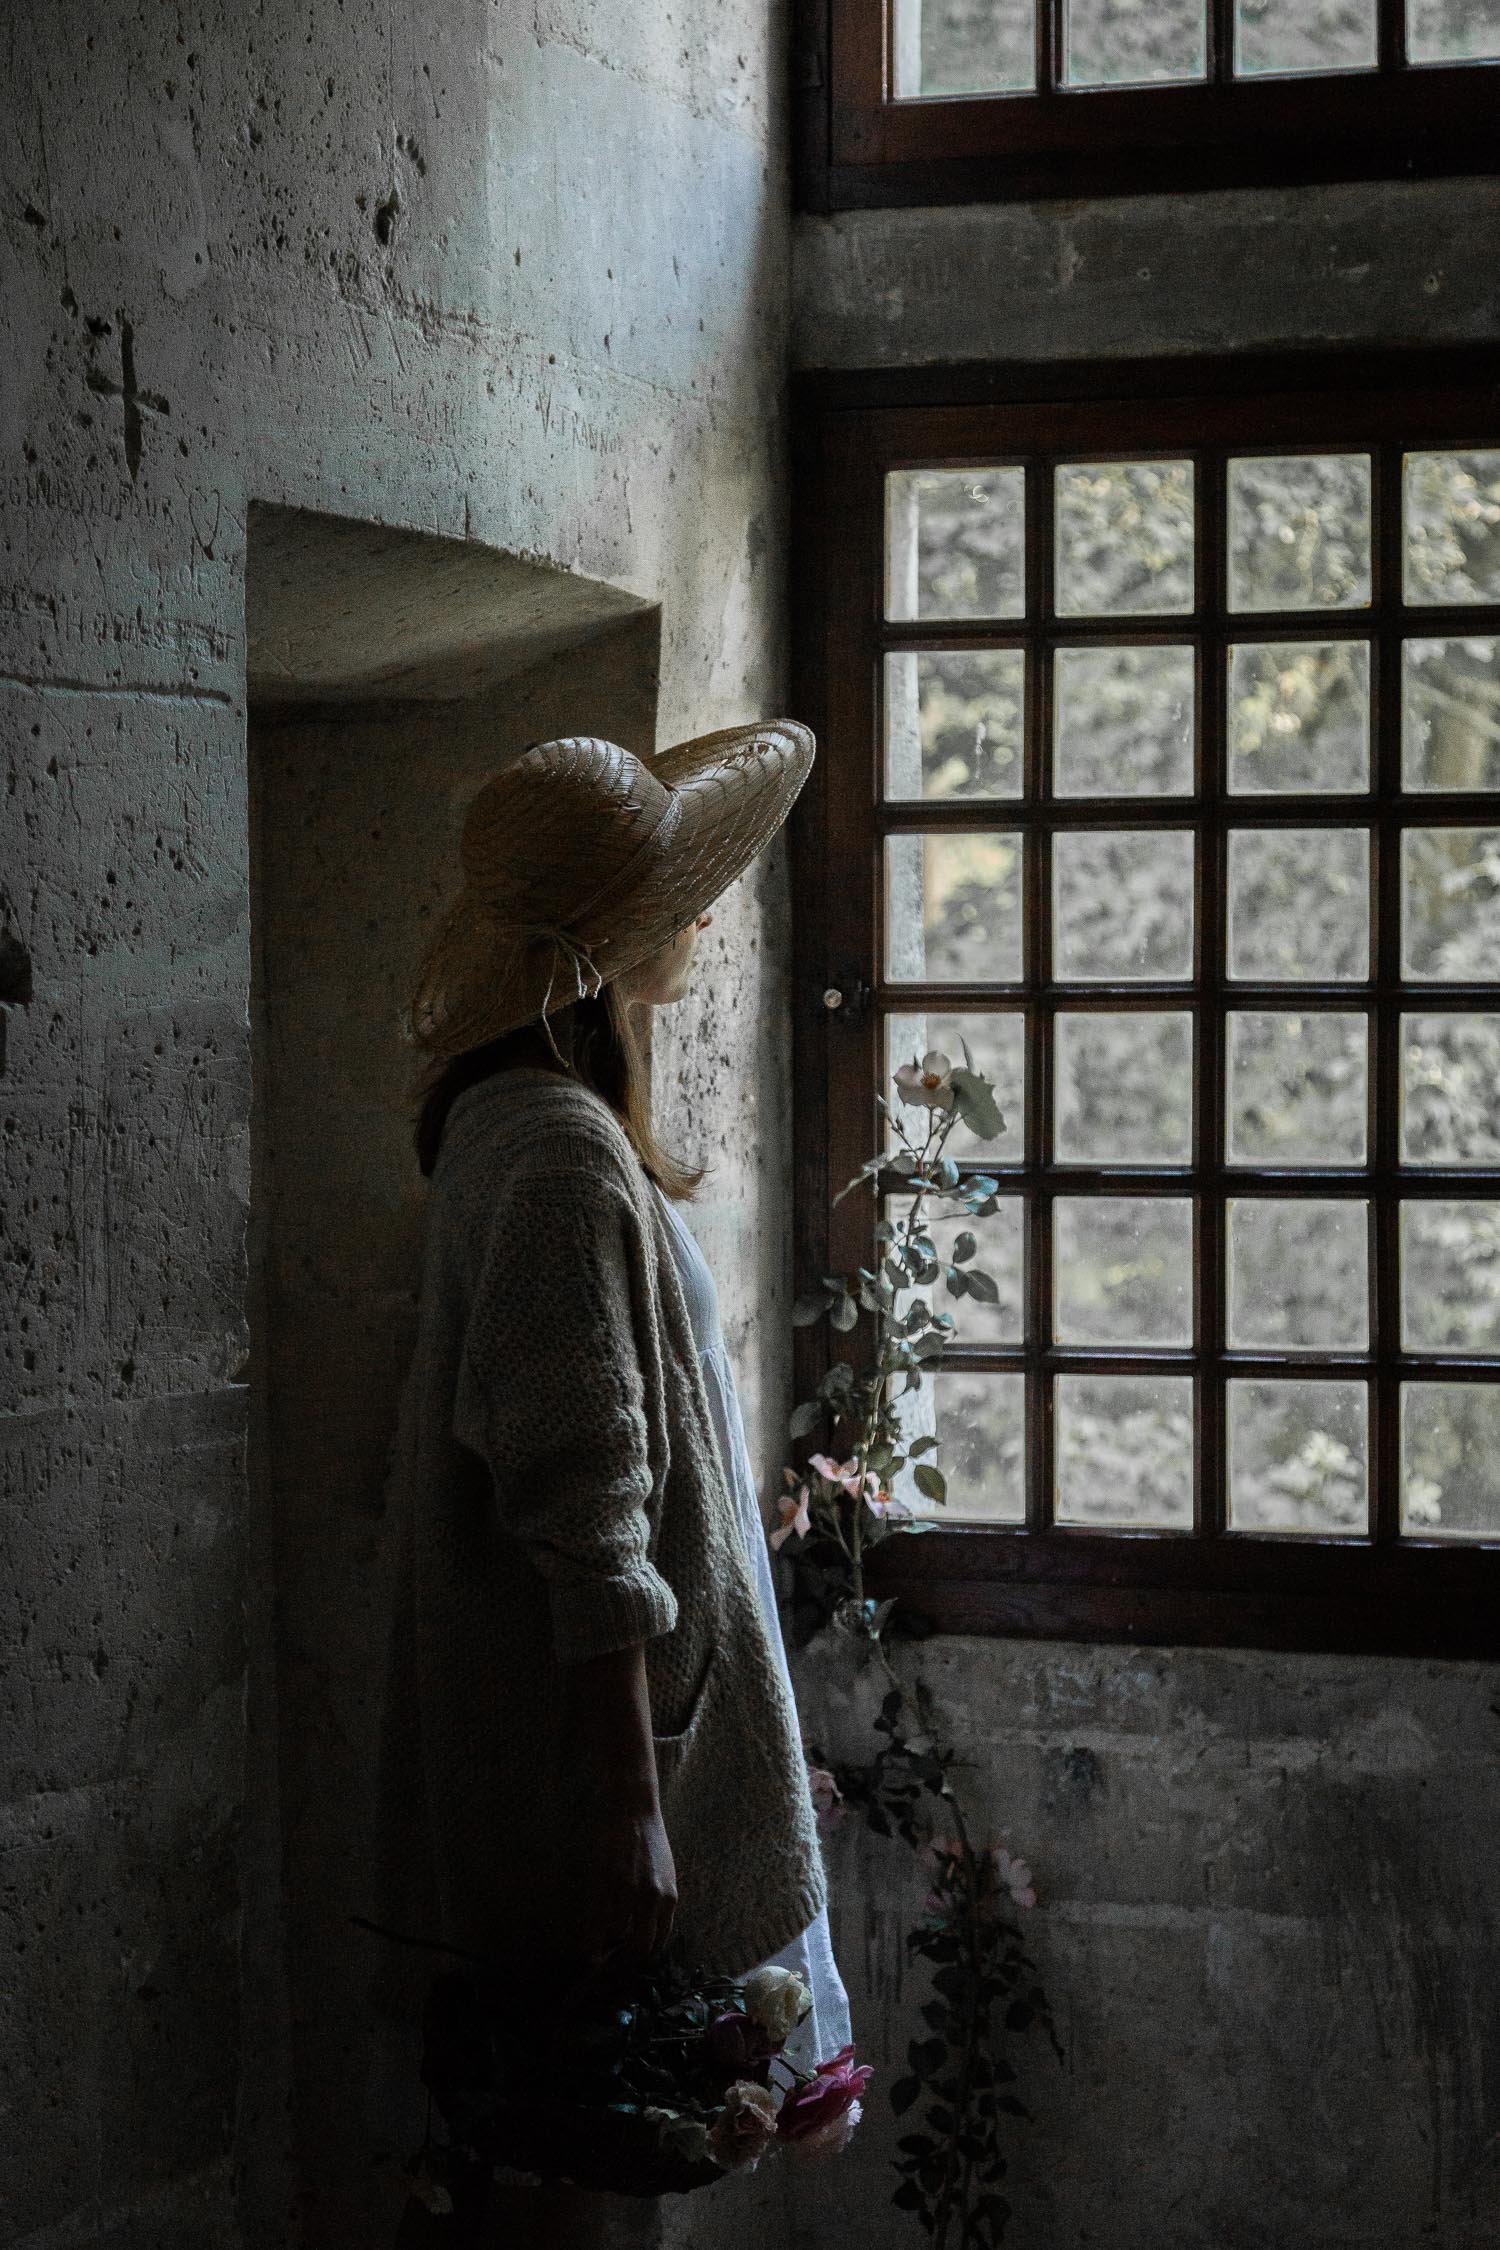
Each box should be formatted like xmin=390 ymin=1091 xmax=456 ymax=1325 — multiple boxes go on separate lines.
xmin=405 ymin=720 xmax=815 ymax=1057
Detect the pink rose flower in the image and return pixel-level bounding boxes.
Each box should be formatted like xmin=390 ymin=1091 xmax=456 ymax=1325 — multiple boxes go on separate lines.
xmin=784 ymin=2097 xmax=864 ymax=2160
xmin=708 ymin=2079 xmax=779 ymax=2172
xmin=806 ymin=1765 xmax=845 ymax=1828
xmin=808 ymin=1453 xmax=882 ymax=1503
xmin=994 ymin=1846 xmax=1037 ymax=1911
xmin=865 ymin=1489 xmax=913 ymax=1523
xmin=775 ymin=2043 xmax=872 ymax=2153
xmin=771 ymin=1474 xmax=813 ymax=1551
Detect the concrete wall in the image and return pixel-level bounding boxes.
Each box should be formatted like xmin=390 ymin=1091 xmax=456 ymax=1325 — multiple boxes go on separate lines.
xmin=794 ymin=174 xmax=1500 ymax=368
xmin=1 ymin=3 xmax=792 ymax=2243
xmin=787 ymin=173 xmax=1500 ymax=2249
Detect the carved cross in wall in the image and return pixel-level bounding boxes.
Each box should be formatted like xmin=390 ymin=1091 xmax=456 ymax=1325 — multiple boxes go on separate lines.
xmin=87 ymin=316 xmax=170 ymax=482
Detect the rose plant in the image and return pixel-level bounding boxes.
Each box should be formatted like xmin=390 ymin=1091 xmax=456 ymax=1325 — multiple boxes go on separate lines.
xmin=778 ymin=1045 xmax=1057 ymax=2248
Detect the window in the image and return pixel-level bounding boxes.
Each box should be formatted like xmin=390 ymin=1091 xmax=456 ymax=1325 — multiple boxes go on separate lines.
xmin=800 ymin=0 xmax=1500 ymax=205
xmin=792 ymin=354 xmax=1500 ymax=1654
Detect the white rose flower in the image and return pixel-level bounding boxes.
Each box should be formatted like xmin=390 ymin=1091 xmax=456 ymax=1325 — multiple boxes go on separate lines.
xmin=893 ymin=1050 xmax=956 ymax=1110
xmin=743 ymin=1963 xmax=813 ymax=2043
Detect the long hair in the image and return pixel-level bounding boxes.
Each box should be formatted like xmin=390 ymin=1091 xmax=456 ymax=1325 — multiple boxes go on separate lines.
xmin=412 ymin=980 xmax=703 ymax=1199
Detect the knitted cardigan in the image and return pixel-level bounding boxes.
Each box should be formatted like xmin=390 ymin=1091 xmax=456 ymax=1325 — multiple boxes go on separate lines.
xmin=369 ymin=1067 xmax=827 ymax=1994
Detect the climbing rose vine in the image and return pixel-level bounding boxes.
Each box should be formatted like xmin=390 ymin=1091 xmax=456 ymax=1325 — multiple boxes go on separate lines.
xmin=779 ymin=1046 xmax=1057 ymax=2248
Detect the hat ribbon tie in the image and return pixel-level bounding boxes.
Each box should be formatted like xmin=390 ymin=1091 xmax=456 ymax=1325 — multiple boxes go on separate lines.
xmin=513 ymin=921 xmax=606 ymax=1065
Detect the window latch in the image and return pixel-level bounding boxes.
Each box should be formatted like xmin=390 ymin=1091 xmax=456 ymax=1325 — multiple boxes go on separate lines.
xmin=820 ymin=975 xmax=870 ymax=1024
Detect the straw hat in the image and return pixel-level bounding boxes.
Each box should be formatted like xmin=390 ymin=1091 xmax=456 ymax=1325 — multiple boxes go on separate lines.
xmin=405 ymin=720 xmax=815 ymax=1057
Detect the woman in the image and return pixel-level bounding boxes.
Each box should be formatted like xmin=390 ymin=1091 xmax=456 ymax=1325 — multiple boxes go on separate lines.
xmin=371 ymin=723 xmax=851 ymax=2248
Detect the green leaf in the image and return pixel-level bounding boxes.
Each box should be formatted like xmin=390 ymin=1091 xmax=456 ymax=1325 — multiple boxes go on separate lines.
xmin=830 ymin=1293 xmax=860 ymax=1332
xmin=951 ymin=1230 xmax=977 ymax=1263
xmin=789 ymin=1400 xmax=822 ymax=1438
xmin=908 ymin=1433 xmax=939 ymax=1456
xmin=963 ymin=1265 xmax=1001 ymax=1305
xmin=792 ymin=1293 xmax=828 ymax=1326
xmin=948 ymin=1066 xmax=1006 ymax=1142
xmin=913 ymin=1463 xmax=947 ymax=1504
xmin=889 ymin=2074 xmax=921 ymax=2116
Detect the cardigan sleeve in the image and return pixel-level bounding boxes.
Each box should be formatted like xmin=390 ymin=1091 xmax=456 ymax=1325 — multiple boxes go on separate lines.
xmin=451 ymin=1167 xmax=679 ymax=1664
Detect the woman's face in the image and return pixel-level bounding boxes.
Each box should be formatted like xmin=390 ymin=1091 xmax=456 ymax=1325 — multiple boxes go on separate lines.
xmin=623 ymin=910 xmax=714 ymax=1007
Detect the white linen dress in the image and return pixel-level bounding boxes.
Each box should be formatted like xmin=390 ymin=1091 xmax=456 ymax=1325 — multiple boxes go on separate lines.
xmin=653 ymin=1186 xmax=853 ymax=2074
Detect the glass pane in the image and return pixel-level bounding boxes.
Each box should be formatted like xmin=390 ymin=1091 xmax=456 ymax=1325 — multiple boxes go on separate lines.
xmin=885 ymin=832 xmax=1023 ymax=983
xmin=1228 ymin=1199 xmax=1370 ymax=1350
xmin=1228 ymin=828 xmax=1370 ymax=983
xmin=891 ymin=0 xmax=1039 ymax=93
xmin=885 ymin=649 xmax=1024 ymax=802
xmin=1227 ymin=1012 xmax=1369 ymax=1165
xmin=893 ymin=1371 xmax=1026 ymax=1524
xmin=1404 ymin=452 xmax=1500 ymax=606
xmin=1053 ymin=645 xmax=1195 ymax=798
xmin=887 ymin=468 xmax=1026 ymax=623
xmin=1406 ymin=0 xmax=1500 ymax=60
xmin=1053 ymin=830 xmax=1195 ymax=981
xmin=1228 ymin=1379 xmax=1369 ymax=1534
xmin=1054 ymin=1196 xmax=1193 ymax=1347
xmin=1063 ymin=0 xmax=1206 ymax=84
xmin=1234 ymin=0 xmax=1377 ymax=72
xmin=1402 ymin=828 xmax=1500 ymax=981
xmin=1055 ymin=1374 xmax=1195 ymax=1528
xmin=1055 ymin=1011 xmax=1194 ymax=1165
xmin=888 ymin=1195 xmax=1025 ymax=1346
xmin=1402 ymin=1201 xmax=1500 ymax=1353
xmin=1402 ymin=1383 xmax=1500 ymax=1538
xmin=1054 ymin=462 xmax=1195 ymax=617
xmin=1404 ymin=639 xmax=1500 ymax=791
xmin=1403 ymin=1013 xmax=1500 ymax=1166
xmin=1227 ymin=641 xmax=1370 ymax=795
xmin=1227 ymin=455 xmax=1373 ymax=612
xmin=885 ymin=1010 xmax=1026 ymax=1161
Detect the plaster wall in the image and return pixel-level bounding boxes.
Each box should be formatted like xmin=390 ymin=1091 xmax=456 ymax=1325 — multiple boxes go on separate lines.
xmin=1 ymin=5 xmax=792 ymax=2244
xmin=787 ymin=172 xmax=1500 ymax=2248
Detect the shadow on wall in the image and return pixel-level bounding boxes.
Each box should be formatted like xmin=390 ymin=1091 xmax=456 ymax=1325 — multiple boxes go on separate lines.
xmin=243 ymin=503 xmax=660 ymax=2246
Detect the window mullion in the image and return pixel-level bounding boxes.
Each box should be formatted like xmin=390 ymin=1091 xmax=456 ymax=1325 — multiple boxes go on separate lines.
xmin=1027 ymin=453 xmax=1057 ymax=1532
xmin=1372 ymin=440 xmax=1405 ymax=1546
xmin=1198 ymin=445 xmax=1228 ymax=1539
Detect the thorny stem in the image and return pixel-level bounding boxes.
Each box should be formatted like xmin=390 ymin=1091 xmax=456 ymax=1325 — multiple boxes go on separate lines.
xmin=844 ymin=1105 xmax=953 ymax=1616
xmin=871 ymin=1639 xmax=986 ymax=2250
xmin=809 ymin=1082 xmax=1021 ymax=2245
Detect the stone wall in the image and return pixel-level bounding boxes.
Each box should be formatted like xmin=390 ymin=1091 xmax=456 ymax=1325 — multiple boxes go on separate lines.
xmin=0 ymin=5 xmax=791 ymax=2243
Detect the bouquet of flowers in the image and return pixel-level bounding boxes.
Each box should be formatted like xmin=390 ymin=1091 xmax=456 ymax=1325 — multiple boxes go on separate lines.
xmin=401 ymin=1955 xmax=871 ymax=2227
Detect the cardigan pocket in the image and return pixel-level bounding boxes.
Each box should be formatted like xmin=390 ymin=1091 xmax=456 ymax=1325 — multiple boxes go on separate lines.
xmin=649 ymin=1645 xmax=717 ymax=1789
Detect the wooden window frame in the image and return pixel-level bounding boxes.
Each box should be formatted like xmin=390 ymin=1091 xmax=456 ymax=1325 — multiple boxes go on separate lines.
xmin=795 ymin=0 xmax=1500 ymax=209
xmin=790 ymin=345 xmax=1500 ymax=1658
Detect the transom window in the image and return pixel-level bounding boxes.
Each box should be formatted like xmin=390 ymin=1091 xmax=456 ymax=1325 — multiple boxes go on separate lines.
xmin=894 ymin=0 xmax=1500 ymax=96
xmin=806 ymin=0 xmax=1500 ymax=204
xmin=793 ymin=361 xmax=1500 ymax=1653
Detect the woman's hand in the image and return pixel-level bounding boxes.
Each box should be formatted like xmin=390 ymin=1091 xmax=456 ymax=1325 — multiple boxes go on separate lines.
xmin=576 ymin=1800 xmax=677 ymax=1968
xmin=548 ymin=1639 xmax=677 ymax=1976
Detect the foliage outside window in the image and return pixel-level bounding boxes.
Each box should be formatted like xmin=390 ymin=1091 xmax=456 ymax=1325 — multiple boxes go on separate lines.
xmin=792 ymin=365 xmax=1500 ymax=1654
